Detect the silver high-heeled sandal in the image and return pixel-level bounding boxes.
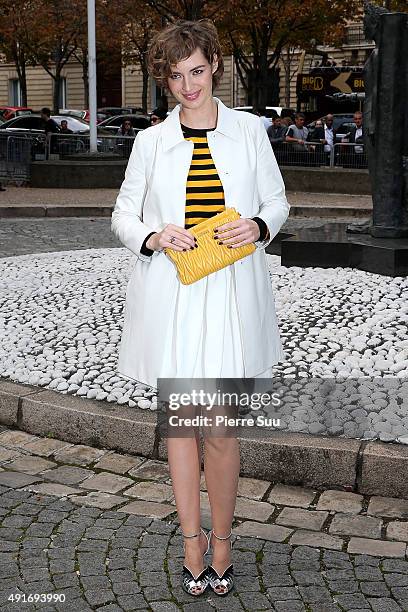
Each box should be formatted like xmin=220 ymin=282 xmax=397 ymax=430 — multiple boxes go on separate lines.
xmin=207 ymin=529 xmax=234 ymax=596
xmin=181 ymin=528 xmax=210 ymax=596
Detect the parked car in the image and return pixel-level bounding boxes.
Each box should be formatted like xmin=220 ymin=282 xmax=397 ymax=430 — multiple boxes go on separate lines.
xmin=233 ymin=106 xmax=294 ymax=118
xmin=51 ymin=116 xmax=91 ymax=133
xmin=233 ymin=105 xmax=295 ymax=128
xmin=0 ymin=114 xmax=90 ymax=134
xmin=97 ymin=114 xmax=150 ymax=134
xmin=59 ymin=109 xmax=90 ymax=122
xmin=97 ymin=106 xmax=146 ymax=118
xmin=0 ymin=106 xmax=33 ymax=121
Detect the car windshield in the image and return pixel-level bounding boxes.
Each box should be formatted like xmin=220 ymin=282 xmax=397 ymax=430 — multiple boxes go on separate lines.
xmin=99 ymin=115 xmax=150 ymax=129
xmin=60 ymin=110 xmax=83 ymax=118
xmin=52 ymin=116 xmax=89 ymax=131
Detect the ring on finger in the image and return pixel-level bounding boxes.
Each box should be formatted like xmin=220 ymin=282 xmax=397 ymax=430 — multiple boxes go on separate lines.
xmin=169 ymin=236 xmax=176 ymax=244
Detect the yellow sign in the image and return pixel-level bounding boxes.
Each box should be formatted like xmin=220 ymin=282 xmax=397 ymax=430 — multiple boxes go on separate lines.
xmin=301 ymin=76 xmax=324 ymax=91
xmin=330 ymin=72 xmax=352 ymax=93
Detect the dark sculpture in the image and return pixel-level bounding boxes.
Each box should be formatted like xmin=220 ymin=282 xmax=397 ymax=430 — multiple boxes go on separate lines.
xmin=361 ymin=1 xmax=408 ymax=238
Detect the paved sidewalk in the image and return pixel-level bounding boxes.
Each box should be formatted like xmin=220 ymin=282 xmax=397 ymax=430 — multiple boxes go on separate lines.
xmin=1 ymin=424 xmax=408 ymax=611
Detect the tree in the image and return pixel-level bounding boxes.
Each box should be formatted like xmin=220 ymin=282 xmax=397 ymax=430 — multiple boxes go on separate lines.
xmin=281 ymin=46 xmax=300 ymax=108
xmin=146 ymin=0 xmax=224 ymax=21
xmin=220 ymin=0 xmax=360 ymax=111
xmin=0 ymin=0 xmax=37 ymax=106
xmin=382 ymin=0 xmax=408 ymax=10
xmin=120 ymin=4 xmax=163 ymax=113
xmin=69 ymin=0 xmax=122 ymax=109
xmin=97 ymin=0 xmax=163 ymax=113
xmin=23 ymin=0 xmax=86 ymax=113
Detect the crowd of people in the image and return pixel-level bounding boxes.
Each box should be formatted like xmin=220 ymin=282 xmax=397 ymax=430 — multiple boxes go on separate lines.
xmin=265 ymin=111 xmax=366 ymax=167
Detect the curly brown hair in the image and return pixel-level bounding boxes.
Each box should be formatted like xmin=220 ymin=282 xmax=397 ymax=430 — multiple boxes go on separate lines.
xmin=147 ymin=19 xmax=224 ymax=92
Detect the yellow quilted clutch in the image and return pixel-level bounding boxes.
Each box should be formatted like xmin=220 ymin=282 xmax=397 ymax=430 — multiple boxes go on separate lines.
xmin=164 ymin=207 xmax=256 ymax=285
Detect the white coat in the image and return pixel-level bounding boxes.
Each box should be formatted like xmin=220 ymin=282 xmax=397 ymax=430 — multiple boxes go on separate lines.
xmin=111 ymin=96 xmax=290 ymax=388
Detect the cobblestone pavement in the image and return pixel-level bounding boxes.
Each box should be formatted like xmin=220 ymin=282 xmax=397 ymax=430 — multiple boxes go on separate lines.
xmin=0 ymin=216 xmax=366 ymax=258
xmin=1 ymin=425 xmax=408 ymax=611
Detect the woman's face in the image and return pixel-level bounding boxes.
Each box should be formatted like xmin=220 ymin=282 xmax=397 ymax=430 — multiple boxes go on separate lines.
xmin=167 ymin=47 xmax=218 ymax=110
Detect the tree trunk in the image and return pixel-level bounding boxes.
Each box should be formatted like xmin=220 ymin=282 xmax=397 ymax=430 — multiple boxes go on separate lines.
xmin=20 ymin=63 xmax=28 ymax=107
xmin=284 ymin=52 xmax=291 ymax=108
xmin=82 ymin=66 xmax=89 ymax=109
xmin=53 ymin=71 xmax=61 ymax=114
xmin=141 ymin=67 xmax=149 ymax=113
xmin=13 ymin=46 xmax=28 ymax=107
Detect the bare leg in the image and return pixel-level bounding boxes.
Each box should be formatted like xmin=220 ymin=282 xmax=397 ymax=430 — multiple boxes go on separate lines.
xmin=204 ymin=435 xmax=239 ymax=587
xmin=167 ymin=430 xmax=208 ymax=590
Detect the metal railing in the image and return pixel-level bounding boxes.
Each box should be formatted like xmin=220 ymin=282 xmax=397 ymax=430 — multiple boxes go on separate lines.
xmin=0 ymin=133 xmax=44 ymax=183
xmin=271 ymin=141 xmax=367 ymax=169
xmin=272 ymin=142 xmax=329 ymax=167
xmin=47 ymin=133 xmax=136 ymax=159
xmin=332 ymin=142 xmax=368 ymax=169
xmin=0 ymin=131 xmax=367 ymax=182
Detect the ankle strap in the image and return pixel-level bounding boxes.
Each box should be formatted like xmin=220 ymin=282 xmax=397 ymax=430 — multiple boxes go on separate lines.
xmin=212 ymin=529 xmax=232 ymax=540
xmin=182 ymin=530 xmax=201 ymax=538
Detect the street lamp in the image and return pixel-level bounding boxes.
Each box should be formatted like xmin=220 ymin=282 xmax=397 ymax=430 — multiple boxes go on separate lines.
xmin=87 ymin=0 xmax=97 ymax=153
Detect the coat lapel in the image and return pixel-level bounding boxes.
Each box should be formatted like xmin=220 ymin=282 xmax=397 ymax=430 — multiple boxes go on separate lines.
xmin=160 ymin=97 xmax=240 ymax=152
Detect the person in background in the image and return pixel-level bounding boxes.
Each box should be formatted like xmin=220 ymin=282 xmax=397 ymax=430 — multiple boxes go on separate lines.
xmin=60 ymin=120 xmax=73 ymax=134
xmin=40 ymin=107 xmax=59 ymax=157
xmin=340 ymin=111 xmax=365 ymax=167
xmin=150 ymin=107 xmax=167 ymax=125
xmin=307 ymin=119 xmax=325 ymax=143
xmin=342 ymin=111 xmax=364 ymax=154
xmin=267 ymin=116 xmax=287 ymax=150
xmin=258 ymin=107 xmax=272 ymax=130
xmin=280 ymin=115 xmax=293 ymax=129
xmin=285 ymin=112 xmax=309 ymax=151
xmin=117 ymin=119 xmax=135 ymax=137
xmin=324 ymin=114 xmax=335 ymax=154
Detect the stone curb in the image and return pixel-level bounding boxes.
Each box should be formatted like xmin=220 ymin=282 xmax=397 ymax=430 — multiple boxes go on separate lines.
xmin=1 ymin=378 xmax=406 ymax=498
xmin=289 ymin=204 xmax=371 ymax=218
xmin=0 ymin=205 xmax=114 ymax=218
xmin=0 ymin=204 xmax=371 ymax=219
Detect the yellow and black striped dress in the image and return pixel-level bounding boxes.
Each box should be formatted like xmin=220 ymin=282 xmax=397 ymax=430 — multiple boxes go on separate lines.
xmin=181 ymin=123 xmax=225 ymax=229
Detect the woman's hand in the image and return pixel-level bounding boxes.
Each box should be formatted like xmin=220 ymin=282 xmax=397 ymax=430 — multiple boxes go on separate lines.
xmin=146 ymin=224 xmax=196 ymax=252
xmin=213 ymin=218 xmax=260 ymax=248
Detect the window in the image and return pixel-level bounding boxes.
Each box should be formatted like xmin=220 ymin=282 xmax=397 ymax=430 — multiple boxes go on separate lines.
xmin=58 ymin=77 xmax=67 ymax=110
xmin=9 ymin=79 xmax=21 ymax=106
xmin=12 ymin=116 xmax=44 ymax=129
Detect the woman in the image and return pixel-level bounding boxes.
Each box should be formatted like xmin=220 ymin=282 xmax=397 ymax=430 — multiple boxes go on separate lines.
xmin=117 ymin=119 xmax=135 ymax=137
xmin=111 ymin=19 xmax=290 ymax=597
xmin=150 ymin=107 xmax=168 ymax=125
